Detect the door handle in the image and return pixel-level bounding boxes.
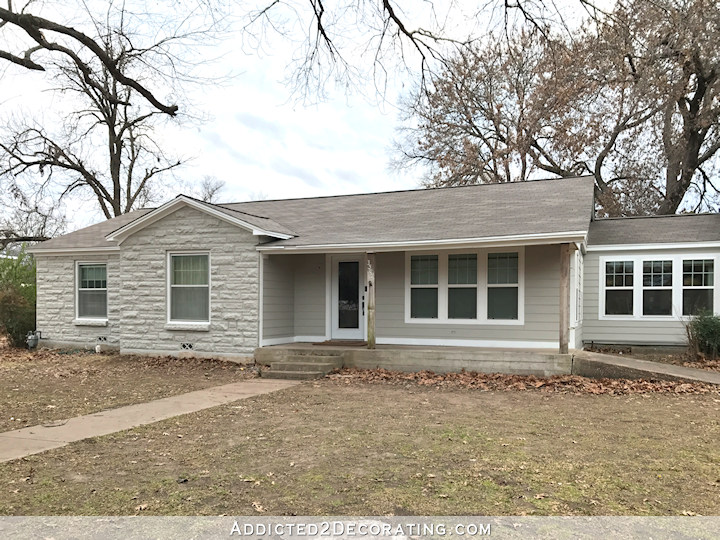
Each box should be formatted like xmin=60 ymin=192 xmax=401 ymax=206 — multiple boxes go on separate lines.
xmin=362 ymin=301 xmax=365 ymax=315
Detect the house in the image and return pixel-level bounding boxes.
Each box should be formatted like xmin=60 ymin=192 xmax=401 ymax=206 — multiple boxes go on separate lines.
xmin=27 ymin=176 xmax=720 ymax=373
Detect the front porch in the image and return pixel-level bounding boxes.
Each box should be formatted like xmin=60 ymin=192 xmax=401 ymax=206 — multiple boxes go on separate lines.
xmin=255 ymin=342 xmax=572 ymax=379
xmin=259 ymin=242 xmax=582 ymax=361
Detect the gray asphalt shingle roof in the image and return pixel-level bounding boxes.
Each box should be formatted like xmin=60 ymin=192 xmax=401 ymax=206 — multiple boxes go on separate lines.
xmin=221 ymin=175 xmax=596 ymax=247
xmin=588 ymin=214 xmax=720 ymax=246
xmin=30 ymin=209 xmax=153 ymax=251
xmin=36 ymin=176 xmax=720 ymax=252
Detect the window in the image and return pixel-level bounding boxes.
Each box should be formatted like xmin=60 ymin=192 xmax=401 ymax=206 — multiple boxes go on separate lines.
xmin=77 ymin=263 xmax=107 ymax=319
xmin=406 ymin=250 xmax=523 ymax=324
xmin=487 ymin=253 xmax=519 ymax=320
xmin=643 ymin=260 xmax=672 ymax=316
xmin=169 ymin=253 xmax=209 ymax=322
xmin=683 ymin=259 xmax=714 ymax=315
xmin=604 ymin=261 xmax=633 ymax=315
xmin=410 ymin=255 xmax=438 ymax=318
xmin=448 ymin=254 xmax=477 ymax=319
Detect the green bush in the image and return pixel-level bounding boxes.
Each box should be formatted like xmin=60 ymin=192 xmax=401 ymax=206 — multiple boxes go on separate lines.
xmin=686 ymin=312 xmax=720 ymax=359
xmin=0 ymin=247 xmax=36 ymax=347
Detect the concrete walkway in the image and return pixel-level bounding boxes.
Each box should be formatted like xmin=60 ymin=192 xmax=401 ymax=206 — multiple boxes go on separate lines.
xmin=0 ymin=378 xmax=299 ymax=463
xmin=573 ymin=351 xmax=720 ymax=385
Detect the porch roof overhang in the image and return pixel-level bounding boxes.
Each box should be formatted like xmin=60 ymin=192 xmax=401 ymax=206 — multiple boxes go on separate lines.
xmin=256 ymin=230 xmax=588 ymax=254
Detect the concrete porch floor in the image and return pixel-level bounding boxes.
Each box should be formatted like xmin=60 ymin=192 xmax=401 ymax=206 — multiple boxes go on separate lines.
xmin=255 ymin=342 xmax=572 ymax=377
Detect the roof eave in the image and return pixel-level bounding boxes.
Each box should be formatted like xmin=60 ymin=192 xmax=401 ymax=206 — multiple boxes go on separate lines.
xmin=257 ymin=230 xmax=589 ymax=254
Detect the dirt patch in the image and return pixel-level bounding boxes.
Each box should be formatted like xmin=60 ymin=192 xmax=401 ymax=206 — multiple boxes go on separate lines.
xmin=1 ymin=380 xmax=719 ymax=516
xmin=329 ymin=368 xmax=720 ymax=395
xmin=0 ymin=348 xmax=255 ymax=432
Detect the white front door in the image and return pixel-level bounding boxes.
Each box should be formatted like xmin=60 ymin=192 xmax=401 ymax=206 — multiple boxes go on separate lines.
xmin=331 ymin=255 xmax=365 ymax=340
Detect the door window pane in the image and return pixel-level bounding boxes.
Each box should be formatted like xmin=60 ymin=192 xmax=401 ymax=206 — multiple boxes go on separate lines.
xmin=411 ymin=288 xmax=438 ymax=318
xmin=338 ymin=261 xmax=359 ymax=329
xmin=605 ymin=290 xmax=633 ymax=315
xmin=448 ymin=288 xmax=477 ymax=319
xmin=643 ymin=289 xmax=672 ymax=316
xmin=488 ymin=287 xmax=518 ymax=320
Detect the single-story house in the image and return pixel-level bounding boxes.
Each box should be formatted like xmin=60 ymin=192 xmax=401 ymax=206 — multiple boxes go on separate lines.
xmin=28 ymin=176 xmax=720 ymax=363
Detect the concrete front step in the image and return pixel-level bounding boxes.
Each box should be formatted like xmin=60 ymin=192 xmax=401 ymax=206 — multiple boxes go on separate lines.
xmin=270 ymin=361 xmax=339 ymax=373
xmin=284 ymin=354 xmax=343 ymax=366
xmin=263 ymin=370 xmax=326 ymax=380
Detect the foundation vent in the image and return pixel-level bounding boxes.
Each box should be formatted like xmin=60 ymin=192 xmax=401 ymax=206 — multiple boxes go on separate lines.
xmin=180 ymin=343 xmax=194 ymax=350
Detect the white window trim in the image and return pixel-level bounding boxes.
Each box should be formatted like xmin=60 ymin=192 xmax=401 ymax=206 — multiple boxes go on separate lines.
xmin=404 ymin=247 xmax=525 ymax=325
xmin=681 ymin=258 xmax=715 ymax=316
xmin=75 ymin=261 xmax=108 ymax=322
xmin=166 ymin=251 xmax=211 ymax=326
xmin=598 ymin=253 xmax=720 ymax=321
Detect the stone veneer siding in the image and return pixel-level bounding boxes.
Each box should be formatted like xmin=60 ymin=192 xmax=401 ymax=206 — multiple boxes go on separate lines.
xmin=118 ymin=206 xmax=260 ymax=357
xmin=36 ymin=253 xmax=120 ymax=348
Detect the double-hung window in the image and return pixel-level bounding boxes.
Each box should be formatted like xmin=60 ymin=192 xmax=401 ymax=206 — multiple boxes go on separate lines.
xmin=407 ymin=250 xmax=522 ymax=323
xmin=448 ymin=254 xmax=477 ymax=319
xmin=77 ymin=263 xmax=107 ymax=319
xmin=410 ymin=255 xmax=439 ymax=319
xmin=169 ymin=253 xmax=210 ymax=322
xmin=643 ymin=260 xmax=673 ymax=316
xmin=683 ymin=259 xmax=714 ymax=315
xmin=487 ymin=253 xmax=519 ymax=320
xmin=604 ymin=261 xmax=633 ymax=316
xmin=601 ymin=254 xmax=718 ymax=319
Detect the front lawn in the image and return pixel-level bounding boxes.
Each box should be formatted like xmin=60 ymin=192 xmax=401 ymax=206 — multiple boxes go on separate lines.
xmin=1 ymin=377 xmax=718 ymax=515
xmin=0 ymin=348 xmax=253 ymax=432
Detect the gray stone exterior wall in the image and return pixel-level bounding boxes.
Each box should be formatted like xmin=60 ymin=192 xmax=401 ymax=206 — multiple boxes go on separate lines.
xmin=118 ymin=206 xmax=259 ymax=357
xmin=36 ymin=253 xmax=120 ymax=349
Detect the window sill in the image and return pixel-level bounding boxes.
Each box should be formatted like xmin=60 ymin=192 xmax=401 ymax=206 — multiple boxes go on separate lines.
xmin=404 ymin=317 xmax=524 ymax=326
xmin=164 ymin=322 xmax=210 ymax=332
xmin=73 ymin=319 xmax=108 ymax=327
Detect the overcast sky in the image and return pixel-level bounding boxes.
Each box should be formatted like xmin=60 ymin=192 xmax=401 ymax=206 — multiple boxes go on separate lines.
xmin=0 ymin=1 xmax=602 ymax=231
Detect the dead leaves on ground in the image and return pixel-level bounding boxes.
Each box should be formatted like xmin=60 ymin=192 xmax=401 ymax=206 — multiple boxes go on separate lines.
xmin=329 ymin=368 xmax=719 ymax=395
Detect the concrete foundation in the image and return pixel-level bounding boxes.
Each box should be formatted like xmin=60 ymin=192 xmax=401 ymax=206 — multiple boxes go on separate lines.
xmin=255 ymin=344 xmax=572 ymax=376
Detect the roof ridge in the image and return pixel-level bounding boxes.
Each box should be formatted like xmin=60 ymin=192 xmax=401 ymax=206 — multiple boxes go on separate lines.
xmin=218 ymin=175 xmax=595 ymax=206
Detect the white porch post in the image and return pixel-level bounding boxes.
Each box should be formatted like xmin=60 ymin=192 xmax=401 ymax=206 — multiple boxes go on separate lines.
xmin=559 ymin=243 xmax=571 ymax=354
xmin=367 ymin=252 xmax=376 ymax=349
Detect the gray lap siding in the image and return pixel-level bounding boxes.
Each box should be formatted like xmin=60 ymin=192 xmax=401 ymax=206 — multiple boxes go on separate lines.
xmin=582 ymin=247 xmax=720 ymax=346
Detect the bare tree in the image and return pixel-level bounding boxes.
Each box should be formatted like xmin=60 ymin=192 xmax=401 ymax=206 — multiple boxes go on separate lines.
xmin=395 ymin=0 xmax=720 ymax=215
xmin=0 ymin=0 xmax=226 ymax=247
xmin=195 ymin=175 xmax=226 ymax=203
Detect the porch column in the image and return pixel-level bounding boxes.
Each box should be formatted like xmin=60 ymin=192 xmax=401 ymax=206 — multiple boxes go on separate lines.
xmin=559 ymin=243 xmax=571 ymax=354
xmin=367 ymin=252 xmax=376 ymax=349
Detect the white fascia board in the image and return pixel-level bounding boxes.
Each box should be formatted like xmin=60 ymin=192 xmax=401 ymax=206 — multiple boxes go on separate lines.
xmin=28 ymin=246 xmax=120 ymax=255
xmin=105 ymin=196 xmax=292 ymax=242
xmin=256 ymin=230 xmax=588 ymax=254
xmin=586 ymin=241 xmax=720 ymax=252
